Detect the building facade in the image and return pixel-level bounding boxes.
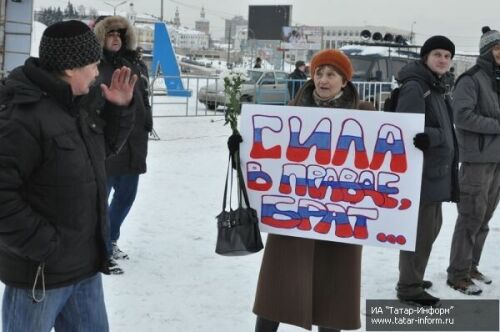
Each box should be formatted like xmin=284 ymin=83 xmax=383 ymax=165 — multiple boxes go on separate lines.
xmin=195 ymin=6 xmax=209 ymax=34
xmin=224 ymin=15 xmax=247 ymax=42
xmin=169 ymin=26 xmax=209 ymax=50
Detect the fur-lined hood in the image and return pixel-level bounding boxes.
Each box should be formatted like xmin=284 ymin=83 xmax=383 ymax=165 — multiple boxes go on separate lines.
xmin=94 ymin=16 xmax=137 ymax=51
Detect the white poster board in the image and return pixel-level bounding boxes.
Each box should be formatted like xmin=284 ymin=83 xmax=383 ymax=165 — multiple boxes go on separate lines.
xmin=239 ymin=104 xmax=425 ymax=251
xmin=281 ymin=26 xmax=322 ymax=50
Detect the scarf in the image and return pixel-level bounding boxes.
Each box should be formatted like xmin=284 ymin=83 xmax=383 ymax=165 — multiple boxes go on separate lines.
xmin=312 ymin=89 xmax=344 ymax=108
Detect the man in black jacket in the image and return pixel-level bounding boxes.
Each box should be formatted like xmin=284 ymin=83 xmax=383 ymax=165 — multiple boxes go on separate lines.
xmin=394 ymin=36 xmax=459 ymax=307
xmin=0 ymin=20 xmax=136 ymax=331
xmin=94 ymin=16 xmax=153 ymax=274
xmin=254 ymin=57 xmax=262 ymax=68
xmin=288 ymin=60 xmax=308 ymax=99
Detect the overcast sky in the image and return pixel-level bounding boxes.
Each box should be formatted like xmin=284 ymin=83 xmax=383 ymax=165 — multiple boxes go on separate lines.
xmin=36 ymin=0 xmax=500 ymax=52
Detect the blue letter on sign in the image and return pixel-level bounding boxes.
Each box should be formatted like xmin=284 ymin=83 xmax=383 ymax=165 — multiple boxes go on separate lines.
xmin=152 ymin=22 xmax=191 ymax=97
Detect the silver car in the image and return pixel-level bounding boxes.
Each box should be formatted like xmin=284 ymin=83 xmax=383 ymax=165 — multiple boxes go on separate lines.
xmin=198 ymin=70 xmax=291 ymax=110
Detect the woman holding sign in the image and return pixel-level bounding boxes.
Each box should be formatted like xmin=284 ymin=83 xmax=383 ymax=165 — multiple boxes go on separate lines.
xmin=253 ymin=49 xmax=374 ymax=332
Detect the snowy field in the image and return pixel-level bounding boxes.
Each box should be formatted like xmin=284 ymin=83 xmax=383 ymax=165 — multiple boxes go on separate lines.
xmin=16 ymin=17 xmax=496 ymax=332
xmin=1 ymin=101 xmax=500 ymax=332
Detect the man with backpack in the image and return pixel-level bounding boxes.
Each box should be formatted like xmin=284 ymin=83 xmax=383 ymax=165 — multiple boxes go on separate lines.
xmin=394 ymin=36 xmax=459 ymax=306
xmin=447 ymin=26 xmax=500 ymax=295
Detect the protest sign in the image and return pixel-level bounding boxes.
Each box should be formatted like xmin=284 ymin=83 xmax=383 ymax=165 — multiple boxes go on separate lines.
xmin=239 ymin=104 xmax=424 ymax=251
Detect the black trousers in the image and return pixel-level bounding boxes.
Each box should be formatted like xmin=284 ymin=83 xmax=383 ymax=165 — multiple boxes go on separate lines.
xmin=255 ymin=316 xmax=340 ymax=332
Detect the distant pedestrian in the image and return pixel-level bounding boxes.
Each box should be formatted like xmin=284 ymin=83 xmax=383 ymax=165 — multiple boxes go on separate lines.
xmin=135 ymin=46 xmax=149 ymax=77
xmin=443 ymin=66 xmax=455 ymax=94
xmin=447 ymin=26 xmax=500 ymax=295
xmin=394 ymin=36 xmax=459 ymax=307
xmin=288 ymin=60 xmax=308 ymax=99
xmin=254 ymin=57 xmax=262 ymax=69
xmin=94 ymin=15 xmax=153 ymax=274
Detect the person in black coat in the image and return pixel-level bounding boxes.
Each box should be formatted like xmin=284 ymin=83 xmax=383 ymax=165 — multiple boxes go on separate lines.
xmin=254 ymin=57 xmax=262 ymax=68
xmin=288 ymin=60 xmax=308 ymax=99
xmin=94 ymin=16 xmax=153 ymax=274
xmin=0 ymin=20 xmax=136 ymax=331
xmin=394 ymin=36 xmax=459 ymax=307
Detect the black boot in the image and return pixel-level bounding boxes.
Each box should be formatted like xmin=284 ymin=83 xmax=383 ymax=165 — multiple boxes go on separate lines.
xmin=255 ymin=316 xmax=280 ymax=332
xmin=318 ymin=327 xmax=340 ymax=332
xmin=397 ymin=290 xmax=440 ymax=307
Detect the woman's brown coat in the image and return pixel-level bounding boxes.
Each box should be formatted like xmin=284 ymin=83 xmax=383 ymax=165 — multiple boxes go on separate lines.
xmin=253 ymin=79 xmax=376 ymax=330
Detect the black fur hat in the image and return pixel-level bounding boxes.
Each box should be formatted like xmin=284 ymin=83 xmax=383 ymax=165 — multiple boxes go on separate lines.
xmin=39 ymin=20 xmax=101 ymax=71
xmin=420 ymin=35 xmax=455 ymax=59
xmin=295 ymin=60 xmax=305 ymax=68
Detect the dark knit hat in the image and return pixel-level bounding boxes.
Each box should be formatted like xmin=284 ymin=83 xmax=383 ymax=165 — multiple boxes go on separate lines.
xmin=295 ymin=60 xmax=305 ymax=68
xmin=310 ymin=49 xmax=353 ymax=81
xmin=479 ymin=26 xmax=500 ymax=54
xmin=420 ymin=35 xmax=455 ymax=58
xmin=39 ymin=20 xmax=101 ymax=71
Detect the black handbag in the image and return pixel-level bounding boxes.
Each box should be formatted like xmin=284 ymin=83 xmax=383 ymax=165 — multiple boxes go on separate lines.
xmin=215 ymin=152 xmax=263 ymax=256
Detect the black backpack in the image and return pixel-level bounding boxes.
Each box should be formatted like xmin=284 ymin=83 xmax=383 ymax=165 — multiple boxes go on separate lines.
xmin=453 ymin=64 xmax=480 ymax=87
xmin=383 ymin=79 xmax=431 ymax=112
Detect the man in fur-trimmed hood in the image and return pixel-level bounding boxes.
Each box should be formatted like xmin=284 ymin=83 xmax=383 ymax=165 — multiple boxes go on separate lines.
xmin=94 ymin=15 xmax=137 ymax=53
xmin=93 ymin=16 xmax=153 ymax=275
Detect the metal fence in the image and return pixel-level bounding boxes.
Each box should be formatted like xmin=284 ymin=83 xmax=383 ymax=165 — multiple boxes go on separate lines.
xmin=149 ymin=74 xmax=395 ymax=117
xmin=352 ymin=81 xmax=395 ymax=110
xmin=150 ymin=74 xmax=221 ymax=117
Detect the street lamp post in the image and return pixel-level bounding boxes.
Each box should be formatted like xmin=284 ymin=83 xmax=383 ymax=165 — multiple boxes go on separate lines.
xmin=246 ymin=28 xmax=256 ymax=69
xmin=160 ymin=0 xmax=164 ymax=21
xmin=104 ymin=0 xmax=127 ymax=15
xmin=410 ymin=21 xmax=417 ymax=44
xmin=226 ymin=24 xmax=231 ymax=68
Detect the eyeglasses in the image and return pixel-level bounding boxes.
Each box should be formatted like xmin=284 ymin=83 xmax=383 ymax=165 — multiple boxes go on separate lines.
xmin=106 ymin=32 xmax=121 ymax=38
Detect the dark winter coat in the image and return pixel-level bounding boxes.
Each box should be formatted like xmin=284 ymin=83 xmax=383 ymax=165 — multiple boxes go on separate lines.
xmin=253 ymin=79 xmax=369 ymax=331
xmin=95 ymin=16 xmax=153 ymax=176
xmin=288 ymin=68 xmax=308 ymax=99
xmin=0 ymin=58 xmax=134 ymax=289
xmin=396 ymin=60 xmax=459 ymax=203
xmin=453 ymin=55 xmax=500 ymax=163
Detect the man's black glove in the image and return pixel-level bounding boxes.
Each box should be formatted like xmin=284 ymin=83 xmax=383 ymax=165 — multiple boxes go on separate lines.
xmin=227 ymin=133 xmax=243 ymax=156
xmin=413 ymin=133 xmax=430 ymax=151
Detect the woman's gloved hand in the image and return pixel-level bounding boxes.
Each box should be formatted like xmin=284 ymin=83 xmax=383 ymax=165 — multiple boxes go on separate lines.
xmin=227 ymin=133 xmax=243 ymax=155
xmin=413 ymin=133 xmax=430 ymax=151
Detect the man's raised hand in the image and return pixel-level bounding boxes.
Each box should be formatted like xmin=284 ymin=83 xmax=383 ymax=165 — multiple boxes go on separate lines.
xmin=101 ymin=66 xmax=138 ymax=106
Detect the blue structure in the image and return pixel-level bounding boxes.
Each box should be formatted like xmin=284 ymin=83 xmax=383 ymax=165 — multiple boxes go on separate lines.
xmin=2 ymin=0 xmax=34 ymax=74
xmin=152 ymin=22 xmax=191 ymax=97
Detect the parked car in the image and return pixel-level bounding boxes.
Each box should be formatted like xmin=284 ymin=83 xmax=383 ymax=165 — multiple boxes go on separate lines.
xmin=198 ymin=69 xmax=291 ymax=110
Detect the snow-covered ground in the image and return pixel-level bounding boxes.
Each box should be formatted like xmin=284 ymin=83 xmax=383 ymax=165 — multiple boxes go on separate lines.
xmin=1 ymin=104 xmax=500 ymax=332
xmin=101 ymin=113 xmax=500 ymax=332
xmin=19 ymin=16 xmax=498 ymax=332
xmin=110 ymin=113 xmax=500 ymax=332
